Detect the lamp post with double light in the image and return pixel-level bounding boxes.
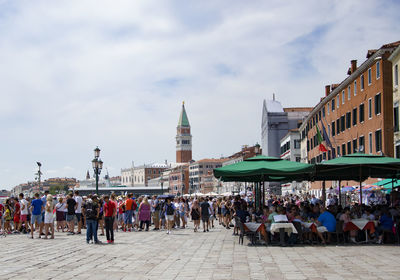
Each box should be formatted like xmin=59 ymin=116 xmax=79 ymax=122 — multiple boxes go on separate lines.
xmin=92 ymin=147 xmax=103 ymax=195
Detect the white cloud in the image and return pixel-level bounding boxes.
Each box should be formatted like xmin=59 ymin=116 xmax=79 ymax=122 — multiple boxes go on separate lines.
xmin=0 ymin=0 xmax=399 ymax=189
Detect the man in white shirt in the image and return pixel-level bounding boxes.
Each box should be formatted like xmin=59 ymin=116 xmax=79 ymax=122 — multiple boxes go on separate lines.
xmin=19 ymin=193 xmax=29 ymax=233
xmin=74 ymin=190 xmax=83 ymax=234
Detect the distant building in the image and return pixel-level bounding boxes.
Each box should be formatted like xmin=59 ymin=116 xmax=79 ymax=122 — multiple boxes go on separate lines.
xmin=261 ymin=95 xmax=312 ymax=194
xmin=219 ymin=144 xmax=261 ymax=194
xmin=169 ymin=164 xmax=189 ymax=195
xmin=0 ymin=189 xmax=11 ymax=197
xmin=279 ymin=129 xmax=304 ymax=194
xmin=261 ymin=95 xmax=312 ymax=158
xmin=43 ymin=178 xmax=77 ymax=189
xmin=200 ymin=171 xmax=219 ymax=194
xmin=389 ymin=44 xmax=400 ymax=157
xmin=189 ymin=159 xmax=226 ymax=193
xmin=176 ymin=102 xmax=192 ymax=163
xmin=121 ymin=163 xmax=168 ymax=187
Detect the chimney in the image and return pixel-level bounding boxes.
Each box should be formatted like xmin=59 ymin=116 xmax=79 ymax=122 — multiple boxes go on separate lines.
xmin=351 ymin=60 xmax=357 ymax=73
xmin=325 ymin=85 xmax=330 ymax=97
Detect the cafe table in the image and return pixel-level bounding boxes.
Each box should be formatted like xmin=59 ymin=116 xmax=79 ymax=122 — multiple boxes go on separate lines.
xmin=270 ymin=222 xmax=297 ymax=246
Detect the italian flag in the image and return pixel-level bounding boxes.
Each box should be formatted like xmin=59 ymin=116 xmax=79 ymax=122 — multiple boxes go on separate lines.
xmin=316 ymin=125 xmax=328 ymax=152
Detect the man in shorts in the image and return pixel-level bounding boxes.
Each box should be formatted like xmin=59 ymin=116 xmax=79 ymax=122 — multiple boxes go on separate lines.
xmin=124 ymin=194 xmax=136 ymax=232
xmin=19 ymin=193 xmax=29 ymax=233
xmin=164 ymin=198 xmax=176 ymax=234
xmin=66 ymin=193 xmax=77 ymax=234
xmin=30 ymin=193 xmax=44 ymax=239
xmin=40 ymin=190 xmax=49 ymax=235
xmin=200 ymin=197 xmax=212 ymax=232
xmin=74 ymin=190 xmax=83 ymax=234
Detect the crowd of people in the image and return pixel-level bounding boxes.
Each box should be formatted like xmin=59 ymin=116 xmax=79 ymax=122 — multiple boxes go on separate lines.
xmin=0 ymin=190 xmax=399 ymax=246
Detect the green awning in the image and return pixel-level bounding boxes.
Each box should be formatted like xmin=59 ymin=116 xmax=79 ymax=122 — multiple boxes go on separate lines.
xmin=213 ymin=155 xmax=314 ymax=182
xmin=315 ymin=153 xmax=400 ymax=181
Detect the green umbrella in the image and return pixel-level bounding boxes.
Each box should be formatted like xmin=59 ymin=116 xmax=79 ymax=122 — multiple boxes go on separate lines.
xmin=315 ymin=153 xmax=400 ymax=204
xmin=213 ymin=155 xmax=314 ymax=182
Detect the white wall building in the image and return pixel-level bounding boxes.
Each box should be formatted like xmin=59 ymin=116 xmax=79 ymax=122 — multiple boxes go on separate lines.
xmin=279 ymin=129 xmax=304 ymax=195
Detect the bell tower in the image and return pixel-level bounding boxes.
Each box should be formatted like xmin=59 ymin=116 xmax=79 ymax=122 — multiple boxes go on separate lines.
xmin=176 ymin=102 xmax=192 ymax=163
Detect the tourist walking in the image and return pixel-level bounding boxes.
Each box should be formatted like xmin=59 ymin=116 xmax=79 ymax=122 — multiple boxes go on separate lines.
xmin=179 ymin=198 xmax=187 ymax=229
xmin=55 ymin=197 xmax=66 ymax=232
xmin=190 ymin=200 xmax=200 ymax=232
xmin=200 ymin=197 xmax=212 ymax=232
xmin=12 ymin=197 xmax=21 ymax=233
xmin=19 ymin=193 xmax=29 ymax=233
xmin=124 ymin=193 xmax=136 ymax=232
xmin=66 ymin=193 xmax=77 ymax=235
xmin=164 ymin=198 xmax=176 ymax=234
xmin=30 ymin=193 xmax=44 ymax=239
xmin=74 ymin=190 xmax=83 ymax=234
xmin=138 ymin=197 xmax=151 ymax=231
xmin=44 ymin=194 xmax=55 ymax=239
xmin=152 ymin=195 xmax=160 ymax=230
xmin=83 ymin=196 xmax=100 ymax=244
xmin=0 ymin=200 xmax=4 ymax=232
xmin=103 ymin=195 xmax=116 ymax=243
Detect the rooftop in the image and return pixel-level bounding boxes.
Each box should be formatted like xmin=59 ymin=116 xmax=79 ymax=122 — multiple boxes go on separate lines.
xmin=193 ymin=158 xmax=228 ymax=164
xmin=283 ymin=107 xmax=313 ymax=113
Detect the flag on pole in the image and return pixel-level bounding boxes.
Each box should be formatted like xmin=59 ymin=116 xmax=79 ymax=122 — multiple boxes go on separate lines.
xmin=316 ymin=125 xmax=328 ymax=152
xmin=321 ymin=121 xmax=333 ymax=150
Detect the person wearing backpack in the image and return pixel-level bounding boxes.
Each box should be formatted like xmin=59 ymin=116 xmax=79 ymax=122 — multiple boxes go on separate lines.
xmin=164 ymin=197 xmax=176 ymax=234
xmin=83 ymin=195 xmax=100 ymax=244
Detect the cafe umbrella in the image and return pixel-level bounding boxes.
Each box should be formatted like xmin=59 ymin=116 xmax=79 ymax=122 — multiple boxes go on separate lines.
xmin=213 ymin=155 xmax=314 ymax=208
xmin=315 ymin=153 xmax=400 ymax=204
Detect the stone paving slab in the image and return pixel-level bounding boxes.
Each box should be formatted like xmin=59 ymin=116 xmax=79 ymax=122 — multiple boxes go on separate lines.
xmin=1 ymin=225 xmax=400 ymax=279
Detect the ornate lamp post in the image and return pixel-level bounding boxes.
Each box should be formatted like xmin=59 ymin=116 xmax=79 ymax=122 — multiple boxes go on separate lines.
xmin=92 ymin=147 xmax=103 ymax=195
xmin=36 ymin=162 xmax=42 ymax=191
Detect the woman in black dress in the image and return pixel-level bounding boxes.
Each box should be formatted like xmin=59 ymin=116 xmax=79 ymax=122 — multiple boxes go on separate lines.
xmin=190 ymin=200 xmax=201 ymax=232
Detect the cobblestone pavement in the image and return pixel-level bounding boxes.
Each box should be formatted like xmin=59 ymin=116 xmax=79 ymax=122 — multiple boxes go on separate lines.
xmin=1 ymin=224 xmax=400 ymax=280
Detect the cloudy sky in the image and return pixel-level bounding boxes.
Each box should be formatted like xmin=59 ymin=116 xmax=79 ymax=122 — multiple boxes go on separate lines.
xmin=1 ymin=0 xmax=399 ymax=189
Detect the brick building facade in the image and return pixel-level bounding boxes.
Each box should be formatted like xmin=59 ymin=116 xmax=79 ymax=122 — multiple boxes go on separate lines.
xmin=300 ymin=40 xmax=400 ymax=191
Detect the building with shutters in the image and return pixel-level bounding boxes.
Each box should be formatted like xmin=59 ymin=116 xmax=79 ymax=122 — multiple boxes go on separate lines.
xmin=389 ymin=45 xmax=400 ymax=158
xmin=299 ymin=40 xmax=400 ymax=192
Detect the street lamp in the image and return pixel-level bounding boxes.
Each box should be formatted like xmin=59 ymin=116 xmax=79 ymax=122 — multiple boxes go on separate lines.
xmin=92 ymin=147 xmax=103 ymax=195
xmin=36 ymin=162 xmax=42 ymax=191
xmin=254 ymin=143 xmax=261 ymax=155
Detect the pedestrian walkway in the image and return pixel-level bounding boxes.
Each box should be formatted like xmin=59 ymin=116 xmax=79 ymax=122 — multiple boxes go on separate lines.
xmin=0 ymin=225 xmax=399 ymax=280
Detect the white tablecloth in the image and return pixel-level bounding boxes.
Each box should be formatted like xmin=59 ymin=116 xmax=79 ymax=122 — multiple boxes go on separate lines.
xmin=244 ymin=222 xmax=262 ymax=232
xmin=270 ymin=223 xmax=297 ymax=235
xmin=303 ymin=222 xmax=326 ymax=232
xmin=351 ymin=219 xmax=370 ymax=230
xmin=316 ymin=226 xmax=328 ymax=233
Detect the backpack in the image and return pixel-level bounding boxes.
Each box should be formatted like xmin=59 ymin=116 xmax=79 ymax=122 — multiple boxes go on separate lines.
xmin=166 ymin=204 xmax=174 ymax=215
xmin=85 ymin=202 xmax=97 ymax=220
